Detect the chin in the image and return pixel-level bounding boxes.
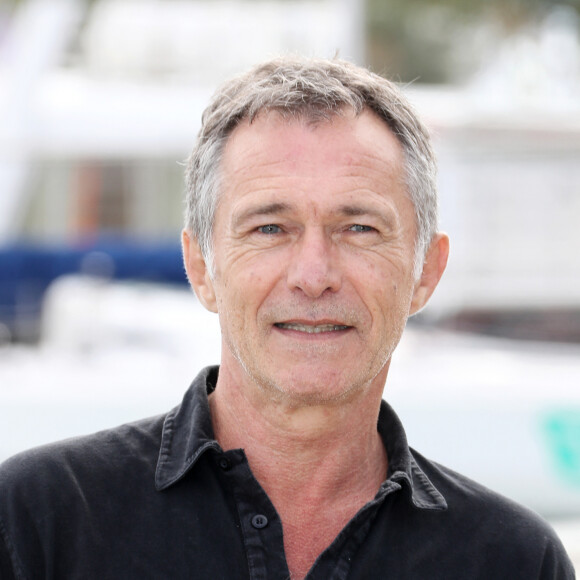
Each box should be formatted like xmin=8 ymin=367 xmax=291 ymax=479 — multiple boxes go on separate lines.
xmin=260 ymin=370 xmax=370 ymax=408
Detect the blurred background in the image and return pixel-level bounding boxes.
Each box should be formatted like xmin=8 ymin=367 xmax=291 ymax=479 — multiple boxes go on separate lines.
xmin=0 ymin=0 xmax=579 ymax=564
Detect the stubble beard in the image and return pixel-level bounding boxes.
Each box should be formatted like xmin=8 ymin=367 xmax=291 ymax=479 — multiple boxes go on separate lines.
xmin=223 ymin=329 xmax=395 ymax=410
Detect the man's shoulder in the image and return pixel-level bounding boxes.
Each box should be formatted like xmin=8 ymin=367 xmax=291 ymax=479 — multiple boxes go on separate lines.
xmin=0 ymin=412 xmax=183 ymax=578
xmin=410 ymin=448 xmax=575 ymax=577
xmin=411 ymin=447 xmax=550 ymax=529
xmin=0 ymin=412 xmax=167 ymax=497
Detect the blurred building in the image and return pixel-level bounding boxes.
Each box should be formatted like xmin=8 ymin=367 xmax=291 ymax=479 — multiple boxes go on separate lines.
xmin=408 ymin=7 xmax=580 ymax=341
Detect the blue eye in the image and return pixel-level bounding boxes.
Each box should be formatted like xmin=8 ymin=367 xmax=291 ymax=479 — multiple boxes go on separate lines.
xmin=349 ymin=224 xmax=373 ymax=233
xmin=258 ymin=224 xmax=282 ymax=234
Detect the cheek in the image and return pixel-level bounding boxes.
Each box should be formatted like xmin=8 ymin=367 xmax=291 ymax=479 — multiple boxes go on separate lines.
xmin=216 ymin=265 xmax=272 ymax=322
xmin=246 ymin=268 xmax=268 ymax=287
xmin=365 ymin=266 xmax=414 ymax=324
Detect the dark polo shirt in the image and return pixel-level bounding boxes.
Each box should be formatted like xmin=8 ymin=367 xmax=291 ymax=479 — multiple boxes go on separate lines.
xmin=0 ymin=366 xmax=574 ymax=579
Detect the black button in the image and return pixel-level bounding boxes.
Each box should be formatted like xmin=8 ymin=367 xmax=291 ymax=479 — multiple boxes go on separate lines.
xmin=251 ymin=514 xmax=268 ymax=529
xmin=218 ymin=457 xmax=231 ymax=470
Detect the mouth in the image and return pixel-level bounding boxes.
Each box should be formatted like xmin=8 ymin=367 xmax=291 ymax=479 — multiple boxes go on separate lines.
xmin=274 ymin=322 xmax=351 ymax=334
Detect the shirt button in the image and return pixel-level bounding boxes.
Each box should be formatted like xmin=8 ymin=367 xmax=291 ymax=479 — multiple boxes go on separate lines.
xmin=251 ymin=514 xmax=268 ymax=529
xmin=218 ymin=457 xmax=231 ymax=470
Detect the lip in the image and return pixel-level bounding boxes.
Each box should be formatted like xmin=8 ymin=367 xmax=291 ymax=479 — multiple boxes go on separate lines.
xmin=273 ymin=320 xmax=353 ymax=335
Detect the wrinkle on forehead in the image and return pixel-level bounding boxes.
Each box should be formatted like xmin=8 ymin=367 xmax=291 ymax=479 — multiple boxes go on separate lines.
xmin=222 ymin=109 xmax=406 ymax=184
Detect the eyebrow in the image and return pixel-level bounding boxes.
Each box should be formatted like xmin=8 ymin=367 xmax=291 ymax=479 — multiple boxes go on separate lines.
xmin=232 ymin=202 xmax=293 ymax=228
xmin=336 ymin=204 xmax=378 ymax=217
xmin=335 ymin=204 xmax=396 ymax=227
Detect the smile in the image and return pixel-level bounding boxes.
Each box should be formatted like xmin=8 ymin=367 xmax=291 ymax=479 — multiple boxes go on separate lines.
xmin=274 ymin=323 xmax=350 ymax=333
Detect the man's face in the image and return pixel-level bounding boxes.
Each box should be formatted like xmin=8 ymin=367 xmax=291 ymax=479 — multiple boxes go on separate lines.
xmin=188 ymin=110 xmax=428 ymax=406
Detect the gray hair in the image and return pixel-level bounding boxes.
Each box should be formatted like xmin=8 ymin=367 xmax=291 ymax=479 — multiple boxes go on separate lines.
xmin=185 ymin=56 xmax=438 ymax=279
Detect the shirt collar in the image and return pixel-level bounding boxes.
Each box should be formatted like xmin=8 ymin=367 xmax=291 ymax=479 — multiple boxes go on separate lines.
xmin=377 ymin=400 xmax=447 ymax=511
xmin=155 ymin=365 xmax=447 ymax=511
xmin=155 ymin=366 xmax=221 ymax=490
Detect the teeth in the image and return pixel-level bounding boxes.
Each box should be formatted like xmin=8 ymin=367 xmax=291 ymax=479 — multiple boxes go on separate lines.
xmin=275 ymin=323 xmax=349 ymax=333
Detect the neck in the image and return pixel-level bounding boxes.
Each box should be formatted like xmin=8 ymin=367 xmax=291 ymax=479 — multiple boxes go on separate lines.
xmin=210 ymin=362 xmax=389 ymax=490
xmin=209 ymin=362 xmax=389 ymax=579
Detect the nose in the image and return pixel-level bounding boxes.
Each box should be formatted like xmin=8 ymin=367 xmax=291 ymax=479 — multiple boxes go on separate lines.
xmin=286 ymin=229 xmax=342 ymax=298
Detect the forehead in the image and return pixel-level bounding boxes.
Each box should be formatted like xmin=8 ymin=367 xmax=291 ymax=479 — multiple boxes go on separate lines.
xmin=217 ymin=109 xmax=408 ymax=215
xmin=224 ymin=108 xmax=403 ymax=170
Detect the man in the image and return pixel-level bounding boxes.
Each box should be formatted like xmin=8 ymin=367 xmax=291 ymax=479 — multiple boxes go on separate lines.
xmin=0 ymin=57 xmax=574 ymax=579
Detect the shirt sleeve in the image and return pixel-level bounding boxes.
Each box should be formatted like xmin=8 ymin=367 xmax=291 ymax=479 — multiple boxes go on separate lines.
xmin=539 ymin=531 xmax=576 ymax=580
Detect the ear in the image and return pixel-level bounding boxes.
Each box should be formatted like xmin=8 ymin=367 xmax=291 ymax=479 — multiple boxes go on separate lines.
xmin=409 ymin=232 xmax=449 ymax=316
xmin=182 ymin=229 xmax=218 ymax=313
